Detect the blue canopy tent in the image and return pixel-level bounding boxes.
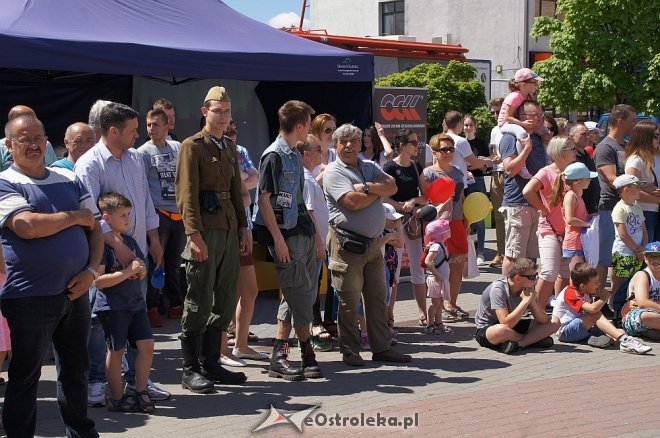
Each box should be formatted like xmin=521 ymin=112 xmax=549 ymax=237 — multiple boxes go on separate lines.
xmin=0 ymin=0 xmax=374 ymax=142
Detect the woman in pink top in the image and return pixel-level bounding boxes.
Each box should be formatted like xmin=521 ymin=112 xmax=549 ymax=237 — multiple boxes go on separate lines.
xmin=550 ymin=162 xmax=598 ymax=271
xmin=523 ymin=137 xmax=577 ymax=307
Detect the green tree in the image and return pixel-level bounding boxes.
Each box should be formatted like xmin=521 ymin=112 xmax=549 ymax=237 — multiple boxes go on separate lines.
xmin=531 ymin=0 xmax=660 ymax=114
xmin=376 ymin=61 xmax=488 ymax=138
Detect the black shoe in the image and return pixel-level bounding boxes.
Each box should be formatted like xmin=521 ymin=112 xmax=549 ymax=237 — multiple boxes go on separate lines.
xmin=180 ymin=336 xmax=215 ymax=394
xmin=269 ymin=339 xmax=305 ymax=381
xmin=200 ymin=364 xmax=247 ymax=385
xmin=372 ymin=348 xmax=412 ymax=363
xmin=529 ymin=336 xmax=554 ymax=349
xmin=342 ymin=353 xmax=365 ymax=367
xmin=500 ymin=340 xmax=519 ymax=354
xmin=299 ymin=339 xmax=323 ymax=379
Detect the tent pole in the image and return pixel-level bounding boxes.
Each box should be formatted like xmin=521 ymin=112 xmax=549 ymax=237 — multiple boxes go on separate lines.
xmin=299 ymin=0 xmax=307 ymax=30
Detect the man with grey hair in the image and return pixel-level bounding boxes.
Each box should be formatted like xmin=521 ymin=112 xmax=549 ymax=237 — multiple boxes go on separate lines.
xmin=323 ymin=123 xmax=412 ymax=366
xmin=51 ymin=122 xmax=96 ymax=171
xmin=88 ymin=100 xmax=112 ymax=141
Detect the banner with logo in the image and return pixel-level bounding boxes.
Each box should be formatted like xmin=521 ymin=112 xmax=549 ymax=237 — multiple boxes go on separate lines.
xmin=373 ymin=86 xmax=428 ymax=151
xmin=373 ymin=87 xmax=428 ymax=278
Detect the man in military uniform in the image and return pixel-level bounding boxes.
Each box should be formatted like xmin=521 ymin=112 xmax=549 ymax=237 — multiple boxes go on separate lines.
xmin=175 ymin=86 xmax=250 ymax=393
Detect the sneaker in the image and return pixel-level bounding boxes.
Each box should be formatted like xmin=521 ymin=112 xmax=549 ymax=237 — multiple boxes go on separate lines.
xmin=126 ymin=379 xmax=171 ymax=401
xmin=476 ymin=256 xmax=487 ymax=267
xmin=87 ymin=382 xmax=106 ymax=407
xmin=310 ymin=335 xmax=333 ymax=352
xmin=529 ymin=336 xmax=554 ymax=349
xmin=360 ymin=334 xmax=371 ymax=351
xmin=587 ymin=335 xmax=612 ymax=349
xmin=619 ymin=335 xmax=652 ymax=355
xmin=500 ymin=340 xmax=519 ymax=355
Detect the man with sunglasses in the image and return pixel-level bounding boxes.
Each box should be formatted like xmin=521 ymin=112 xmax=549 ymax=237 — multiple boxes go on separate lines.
xmin=570 ymin=123 xmax=600 ymax=214
xmin=474 ymin=258 xmax=559 ymax=354
xmin=500 ymin=100 xmax=550 ymax=277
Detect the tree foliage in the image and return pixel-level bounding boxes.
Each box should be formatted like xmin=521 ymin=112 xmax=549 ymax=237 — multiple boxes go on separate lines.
xmin=531 ymin=0 xmax=660 ymax=114
xmin=376 ymin=61 xmax=488 ymax=138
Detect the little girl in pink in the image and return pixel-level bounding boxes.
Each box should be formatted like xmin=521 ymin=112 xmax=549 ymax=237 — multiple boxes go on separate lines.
xmin=422 ymin=219 xmax=453 ymax=334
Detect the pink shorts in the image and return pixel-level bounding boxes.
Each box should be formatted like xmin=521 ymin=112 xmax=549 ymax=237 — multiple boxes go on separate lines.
xmin=426 ymin=276 xmax=450 ymax=300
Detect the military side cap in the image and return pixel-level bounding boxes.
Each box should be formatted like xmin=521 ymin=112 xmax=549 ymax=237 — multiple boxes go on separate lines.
xmin=204 ymin=86 xmax=230 ymax=103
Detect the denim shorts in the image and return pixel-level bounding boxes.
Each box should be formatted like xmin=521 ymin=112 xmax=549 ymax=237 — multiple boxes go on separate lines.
xmin=558 ymin=318 xmax=599 ymax=343
xmin=97 ymin=308 xmax=153 ymax=351
xmin=562 ymin=249 xmax=585 ymax=259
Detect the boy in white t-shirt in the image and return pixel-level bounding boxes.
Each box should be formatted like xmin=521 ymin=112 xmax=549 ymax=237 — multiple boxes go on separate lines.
xmin=610 ymin=174 xmax=648 ymax=301
xmin=552 ymin=262 xmax=651 ymax=354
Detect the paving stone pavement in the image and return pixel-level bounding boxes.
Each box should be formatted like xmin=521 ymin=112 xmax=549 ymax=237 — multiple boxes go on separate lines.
xmin=4 ymin=230 xmax=659 ymax=437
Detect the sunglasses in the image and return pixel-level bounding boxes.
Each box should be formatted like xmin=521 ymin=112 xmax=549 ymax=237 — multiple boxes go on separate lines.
xmin=407 ymin=140 xmax=419 ymax=147
xmin=518 ymin=273 xmax=538 ymax=281
xmin=324 ymin=127 xmax=336 ymax=134
xmin=436 ymin=147 xmax=455 ymax=153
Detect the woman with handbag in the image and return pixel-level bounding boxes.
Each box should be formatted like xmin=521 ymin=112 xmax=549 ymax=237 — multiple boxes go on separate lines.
xmin=624 ymin=121 xmax=660 ymax=241
xmin=383 ymin=129 xmax=429 ymax=327
xmin=423 ymin=134 xmax=468 ymax=322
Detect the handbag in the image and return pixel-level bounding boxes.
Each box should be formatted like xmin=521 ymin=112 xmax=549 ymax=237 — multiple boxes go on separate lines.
xmin=402 ymin=161 xmax=424 ymax=240
xmin=334 ymin=227 xmax=372 ymax=254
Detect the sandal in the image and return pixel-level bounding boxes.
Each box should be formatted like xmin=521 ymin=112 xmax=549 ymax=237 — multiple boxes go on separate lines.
xmin=442 ymin=310 xmax=457 ymax=323
xmin=226 ymin=328 xmax=236 ymax=340
xmin=108 ymin=395 xmax=138 ymax=412
xmin=419 ymin=315 xmax=427 ymax=327
xmin=387 ymin=319 xmax=398 ymax=337
xmin=311 ymin=325 xmax=332 ymax=342
xmin=135 ymin=390 xmax=155 ymax=414
xmin=248 ymin=332 xmax=259 ymax=342
xmin=454 ymin=306 xmax=469 ymax=319
xmin=435 ymin=323 xmax=454 ymax=334
xmin=323 ymin=322 xmax=338 ymax=338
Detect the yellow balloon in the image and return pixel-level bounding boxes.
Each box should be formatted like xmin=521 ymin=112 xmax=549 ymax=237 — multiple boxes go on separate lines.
xmin=463 ymin=192 xmax=492 ymax=223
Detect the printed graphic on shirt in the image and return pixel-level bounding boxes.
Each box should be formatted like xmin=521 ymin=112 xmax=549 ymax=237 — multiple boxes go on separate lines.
xmin=152 ymin=152 xmax=177 ymax=200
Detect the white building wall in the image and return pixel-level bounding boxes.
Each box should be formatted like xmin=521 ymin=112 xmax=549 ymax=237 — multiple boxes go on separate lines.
xmin=310 ymin=0 xmax=550 ymax=100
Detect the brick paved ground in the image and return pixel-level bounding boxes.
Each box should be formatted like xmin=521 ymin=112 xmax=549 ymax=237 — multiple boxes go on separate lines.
xmin=5 ymin=230 xmax=659 ymax=437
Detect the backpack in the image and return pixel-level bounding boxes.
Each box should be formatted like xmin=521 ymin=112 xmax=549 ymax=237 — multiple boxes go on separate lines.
xmin=420 ymin=242 xmax=449 ymax=270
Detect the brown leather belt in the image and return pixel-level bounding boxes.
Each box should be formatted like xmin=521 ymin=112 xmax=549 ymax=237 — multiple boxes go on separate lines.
xmin=216 ymin=191 xmax=231 ymax=200
xmin=158 ymin=209 xmax=182 ymax=221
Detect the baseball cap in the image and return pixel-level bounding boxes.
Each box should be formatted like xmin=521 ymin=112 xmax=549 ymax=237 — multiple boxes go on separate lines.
xmin=383 ymin=203 xmax=403 ymax=220
xmin=584 ymin=121 xmax=598 ymax=131
xmin=613 ymin=174 xmax=645 ymax=189
xmin=563 ymin=162 xmax=598 ymax=180
xmin=644 ymin=242 xmax=660 ymax=254
xmin=514 ymin=68 xmax=544 ymax=83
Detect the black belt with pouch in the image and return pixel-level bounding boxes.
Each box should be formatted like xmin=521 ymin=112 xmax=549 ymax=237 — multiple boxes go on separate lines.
xmin=200 ymin=190 xmax=230 ymax=213
xmin=333 ymin=226 xmax=373 ymax=254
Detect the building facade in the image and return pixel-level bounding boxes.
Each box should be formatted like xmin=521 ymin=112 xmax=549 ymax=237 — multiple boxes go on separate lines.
xmin=310 ymin=0 xmax=554 ymax=100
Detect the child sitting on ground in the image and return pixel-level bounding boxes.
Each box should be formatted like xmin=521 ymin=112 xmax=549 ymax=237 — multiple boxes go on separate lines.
xmin=552 ymin=262 xmax=651 ymax=354
xmin=422 ymin=219 xmax=453 ymax=335
xmin=610 ymin=174 xmax=648 ymax=306
xmin=623 ymin=242 xmax=660 ymax=340
xmin=497 ymin=68 xmax=544 ymax=179
xmin=357 ymin=203 xmax=403 ymax=350
xmin=93 ymin=193 xmax=156 ymax=413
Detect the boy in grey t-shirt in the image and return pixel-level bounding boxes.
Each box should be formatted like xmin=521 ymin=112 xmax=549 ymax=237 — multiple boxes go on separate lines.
xmin=474 ymin=258 xmax=559 ymax=354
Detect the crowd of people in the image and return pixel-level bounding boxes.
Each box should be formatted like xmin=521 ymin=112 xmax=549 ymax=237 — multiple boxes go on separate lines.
xmin=0 ymin=68 xmax=658 ymax=436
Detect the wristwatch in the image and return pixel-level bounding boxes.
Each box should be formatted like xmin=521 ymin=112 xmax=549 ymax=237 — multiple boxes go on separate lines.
xmin=362 ymin=183 xmax=369 ymax=194
xmin=86 ymin=265 xmax=100 ymax=280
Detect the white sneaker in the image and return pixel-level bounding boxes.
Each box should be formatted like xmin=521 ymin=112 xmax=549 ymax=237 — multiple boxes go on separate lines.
xmin=476 ymin=256 xmax=487 ymax=266
xmin=87 ymin=382 xmax=106 ymax=407
xmin=619 ymin=335 xmax=652 ymax=355
xmin=125 ymin=379 xmax=171 ymax=401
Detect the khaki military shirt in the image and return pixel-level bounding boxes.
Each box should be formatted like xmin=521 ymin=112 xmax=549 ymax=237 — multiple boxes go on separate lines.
xmin=175 ymin=129 xmax=247 ymax=234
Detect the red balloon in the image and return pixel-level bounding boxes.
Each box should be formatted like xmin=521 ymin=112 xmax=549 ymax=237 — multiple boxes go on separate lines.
xmin=427 ymin=176 xmax=455 ymax=204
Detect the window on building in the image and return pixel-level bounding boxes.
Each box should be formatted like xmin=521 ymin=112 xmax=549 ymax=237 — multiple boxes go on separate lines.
xmin=534 ymin=0 xmax=556 ymax=17
xmin=380 ymin=1 xmax=405 ymax=36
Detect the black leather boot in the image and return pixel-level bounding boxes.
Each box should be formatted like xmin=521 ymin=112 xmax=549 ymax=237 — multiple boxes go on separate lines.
xmin=268 ymin=339 xmax=304 ymax=381
xmin=299 ymin=338 xmax=323 ymax=379
xmin=199 ymin=327 xmax=247 ymax=385
xmin=181 ymin=336 xmax=215 ymax=394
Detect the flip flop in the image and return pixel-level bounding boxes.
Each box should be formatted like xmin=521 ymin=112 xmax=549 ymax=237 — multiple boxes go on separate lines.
xmin=311 ymin=325 xmax=332 ymax=342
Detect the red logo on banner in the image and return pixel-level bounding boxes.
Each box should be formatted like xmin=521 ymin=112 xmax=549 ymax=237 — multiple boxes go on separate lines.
xmin=379 ymin=94 xmax=423 ymax=121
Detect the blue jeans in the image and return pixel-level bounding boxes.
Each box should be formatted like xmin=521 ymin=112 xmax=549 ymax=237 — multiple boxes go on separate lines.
xmin=643 ymin=210 xmax=659 ymax=243
xmin=88 ymin=315 xmax=107 ymax=384
xmin=1 ymin=293 xmax=98 ymax=438
xmin=598 ymin=210 xmax=615 ymax=267
xmin=466 ymin=176 xmax=487 ymax=254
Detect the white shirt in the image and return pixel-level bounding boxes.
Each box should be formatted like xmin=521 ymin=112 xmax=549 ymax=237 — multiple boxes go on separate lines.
xmin=448 ymin=132 xmax=473 ymax=185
